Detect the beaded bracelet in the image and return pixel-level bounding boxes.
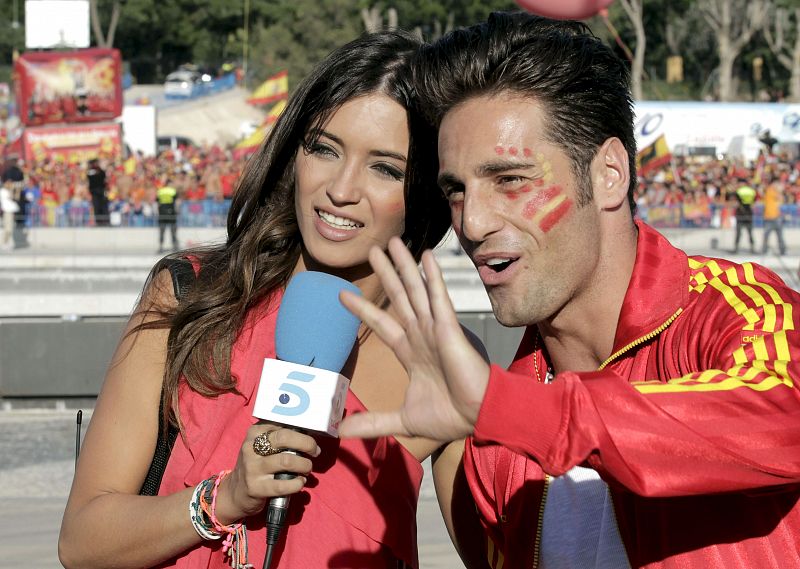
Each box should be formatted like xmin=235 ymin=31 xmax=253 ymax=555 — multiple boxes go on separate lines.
xmin=189 ymin=476 xmax=222 ymax=541
xmin=199 ymin=470 xmax=253 ymax=569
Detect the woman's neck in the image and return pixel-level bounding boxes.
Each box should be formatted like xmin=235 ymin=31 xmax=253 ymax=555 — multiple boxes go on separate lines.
xmin=292 ymin=249 xmax=385 ymax=306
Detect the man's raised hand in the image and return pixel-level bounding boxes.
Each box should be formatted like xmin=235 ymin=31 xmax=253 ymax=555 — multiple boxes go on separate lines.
xmin=338 ymin=237 xmax=490 ymax=442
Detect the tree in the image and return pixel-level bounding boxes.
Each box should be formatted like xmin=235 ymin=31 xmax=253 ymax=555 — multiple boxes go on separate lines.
xmin=698 ymin=0 xmax=769 ymax=101
xmin=90 ymin=0 xmax=123 ymax=48
xmin=763 ymin=2 xmax=800 ymax=101
xmin=361 ymin=6 xmax=398 ymax=32
xmin=617 ymin=0 xmax=645 ymax=100
xmin=248 ymin=0 xmax=363 ymax=90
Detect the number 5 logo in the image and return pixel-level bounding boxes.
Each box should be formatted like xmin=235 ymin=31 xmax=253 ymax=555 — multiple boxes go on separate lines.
xmin=272 ymin=371 xmax=313 ymax=416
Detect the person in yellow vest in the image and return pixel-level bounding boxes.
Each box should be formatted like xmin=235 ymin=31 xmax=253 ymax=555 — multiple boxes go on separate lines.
xmin=157 ymin=177 xmax=179 ymax=253
xmin=733 ymin=181 xmax=756 ymax=254
xmin=761 ymin=178 xmax=787 ymax=255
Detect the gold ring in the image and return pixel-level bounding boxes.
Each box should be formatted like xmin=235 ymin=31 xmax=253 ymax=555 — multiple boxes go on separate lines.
xmin=252 ymin=431 xmax=281 ymax=456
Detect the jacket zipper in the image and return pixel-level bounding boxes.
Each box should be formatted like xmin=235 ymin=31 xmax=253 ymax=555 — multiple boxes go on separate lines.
xmin=531 ymin=308 xmax=683 ymax=568
xmin=597 ymin=308 xmax=683 ymax=371
xmin=531 ymin=473 xmax=550 ymax=569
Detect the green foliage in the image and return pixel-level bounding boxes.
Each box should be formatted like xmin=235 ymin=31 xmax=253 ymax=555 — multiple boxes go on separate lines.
xmin=246 ymin=0 xmax=362 ymax=90
xmin=2 ymin=0 xmax=798 ymax=101
xmin=0 ymin=0 xmax=24 ymax=73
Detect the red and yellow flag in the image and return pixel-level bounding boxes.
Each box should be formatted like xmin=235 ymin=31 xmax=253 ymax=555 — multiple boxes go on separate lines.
xmin=636 ymin=134 xmax=672 ymax=176
xmin=247 ymin=70 xmax=288 ymax=105
xmin=261 ymin=99 xmax=287 ymax=126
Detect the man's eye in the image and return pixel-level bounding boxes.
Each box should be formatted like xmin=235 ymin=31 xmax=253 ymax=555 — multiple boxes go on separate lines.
xmin=443 ymin=187 xmax=464 ymax=202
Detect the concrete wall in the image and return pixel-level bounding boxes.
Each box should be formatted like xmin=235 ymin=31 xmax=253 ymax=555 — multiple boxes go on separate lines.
xmin=18 ymin=227 xmax=226 ymax=253
xmin=0 ymin=314 xmax=525 ymax=398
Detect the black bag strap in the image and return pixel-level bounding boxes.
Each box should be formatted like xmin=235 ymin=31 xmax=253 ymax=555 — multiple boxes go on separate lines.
xmin=139 ymin=258 xmax=195 ymax=496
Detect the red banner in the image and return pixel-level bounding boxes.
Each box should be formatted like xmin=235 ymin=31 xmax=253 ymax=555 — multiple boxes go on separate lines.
xmin=22 ymin=122 xmax=122 ymax=164
xmin=14 ymin=48 xmax=122 ymax=127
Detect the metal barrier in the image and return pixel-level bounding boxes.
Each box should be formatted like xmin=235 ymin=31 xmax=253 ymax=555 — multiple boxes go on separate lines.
xmin=21 ymin=200 xmax=800 ymax=230
xmin=22 ymin=199 xmax=232 ymax=228
xmin=637 ymin=204 xmax=800 ymax=229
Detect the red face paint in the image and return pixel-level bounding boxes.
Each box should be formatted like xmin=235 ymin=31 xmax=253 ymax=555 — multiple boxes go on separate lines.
xmin=495 ymin=146 xmax=505 ymax=155
xmin=504 ymin=184 xmax=534 ymax=200
xmin=508 ymin=147 xmax=518 ymax=156
xmin=533 ymin=178 xmax=544 ymax=187
xmin=539 ymin=198 xmax=572 ymax=233
xmin=523 ymin=148 xmax=532 ymax=157
xmin=522 ymin=185 xmax=562 ymax=219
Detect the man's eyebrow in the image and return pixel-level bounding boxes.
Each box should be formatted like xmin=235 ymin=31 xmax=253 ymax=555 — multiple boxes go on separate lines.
xmin=437 ymin=171 xmax=461 ymax=189
xmin=476 ymin=159 xmax=539 ymax=177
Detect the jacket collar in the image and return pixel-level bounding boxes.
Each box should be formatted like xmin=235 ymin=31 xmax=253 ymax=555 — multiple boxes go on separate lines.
xmin=610 ymin=220 xmax=688 ymax=354
xmin=509 ymin=221 xmax=689 ymax=375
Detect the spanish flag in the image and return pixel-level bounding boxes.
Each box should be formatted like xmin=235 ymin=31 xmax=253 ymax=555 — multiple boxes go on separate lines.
xmin=234 ymin=126 xmax=267 ymax=157
xmin=261 ymin=99 xmax=287 ymax=126
xmin=247 ymin=70 xmax=288 ymax=105
xmin=636 ymin=134 xmax=672 ymax=176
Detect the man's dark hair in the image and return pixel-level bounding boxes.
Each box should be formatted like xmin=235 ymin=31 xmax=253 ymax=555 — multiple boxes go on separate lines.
xmin=414 ymin=11 xmax=637 ymax=212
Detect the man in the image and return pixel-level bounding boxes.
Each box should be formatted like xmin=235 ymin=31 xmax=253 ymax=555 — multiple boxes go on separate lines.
xmin=156 ymin=177 xmax=179 ymax=253
xmin=733 ymin=179 xmax=756 ymax=253
xmin=339 ymin=13 xmax=800 ymax=569
xmin=1 ymin=156 xmax=26 ymax=248
xmin=0 ymin=179 xmax=19 ymax=250
xmin=761 ymin=176 xmax=787 ymax=255
xmin=86 ymin=158 xmax=109 ymax=226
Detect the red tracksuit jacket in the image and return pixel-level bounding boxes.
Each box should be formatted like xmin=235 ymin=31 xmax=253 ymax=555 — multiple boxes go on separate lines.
xmin=465 ymin=221 xmax=800 ymax=568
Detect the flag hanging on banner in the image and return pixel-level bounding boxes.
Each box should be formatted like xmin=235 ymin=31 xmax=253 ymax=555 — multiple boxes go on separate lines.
xmin=262 ymin=99 xmax=287 ymax=126
xmin=247 ymin=70 xmax=288 ymax=105
xmin=636 ymin=134 xmax=672 ymax=176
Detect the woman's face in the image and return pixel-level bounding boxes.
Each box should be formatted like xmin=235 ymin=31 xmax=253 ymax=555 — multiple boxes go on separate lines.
xmin=294 ymin=93 xmax=408 ymax=273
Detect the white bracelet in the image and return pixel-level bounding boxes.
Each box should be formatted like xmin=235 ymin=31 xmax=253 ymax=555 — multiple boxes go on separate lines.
xmin=189 ymin=479 xmax=222 ymax=541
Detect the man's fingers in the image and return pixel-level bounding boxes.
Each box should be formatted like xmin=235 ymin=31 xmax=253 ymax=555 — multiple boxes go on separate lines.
xmin=421 ymin=250 xmax=460 ymax=328
xmin=367 ymin=245 xmax=416 ymax=324
xmin=338 ymin=410 xmax=409 ymax=439
xmin=388 ymin=237 xmax=431 ymax=319
xmin=339 ymin=290 xmax=410 ymax=358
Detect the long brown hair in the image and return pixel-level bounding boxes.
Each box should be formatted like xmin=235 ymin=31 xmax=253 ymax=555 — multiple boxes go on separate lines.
xmin=136 ymin=30 xmax=450 ymax=430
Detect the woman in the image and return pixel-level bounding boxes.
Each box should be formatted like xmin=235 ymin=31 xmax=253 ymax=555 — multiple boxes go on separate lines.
xmin=59 ymin=30 xmax=450 ymax=569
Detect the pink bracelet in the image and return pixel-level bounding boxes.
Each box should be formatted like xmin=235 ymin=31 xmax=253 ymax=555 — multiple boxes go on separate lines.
xmin=200 ymin=470 xmax=253 ymax=569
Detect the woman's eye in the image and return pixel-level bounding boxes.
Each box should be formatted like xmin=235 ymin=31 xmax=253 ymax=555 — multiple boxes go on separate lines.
xmin=307 ymin=142 xmax=338 ymax=158
xmin=373 ymin=163 xmax=405 ymax=181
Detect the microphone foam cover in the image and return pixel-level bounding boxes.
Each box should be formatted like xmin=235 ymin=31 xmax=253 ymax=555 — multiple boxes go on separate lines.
xmin=275 ymin=271 xmax=362 ymax=373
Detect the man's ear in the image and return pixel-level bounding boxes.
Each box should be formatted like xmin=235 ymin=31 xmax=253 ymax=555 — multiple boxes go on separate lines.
xmin=591 ymin=137 xmax=630 ymax=211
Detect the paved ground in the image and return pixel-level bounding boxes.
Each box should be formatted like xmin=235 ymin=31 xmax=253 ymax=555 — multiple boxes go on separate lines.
xmin=2 ymin=226 xmax=800 ymax=568
xmin=0 ymin=407 xmax=464 ymax=569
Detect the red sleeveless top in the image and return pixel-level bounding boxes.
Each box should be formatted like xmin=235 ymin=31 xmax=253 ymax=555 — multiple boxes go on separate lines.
xmin=156 ymin=293 xmax=422 ymax=568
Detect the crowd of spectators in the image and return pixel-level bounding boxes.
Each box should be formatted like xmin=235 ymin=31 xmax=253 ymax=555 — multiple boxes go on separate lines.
xmin=635 ymin=152 xmax=800 ymax=230
xmin=0 ymin=144 xmax=246 ymax=229
xmin=2 ymin=146 xmax=800 ymax=233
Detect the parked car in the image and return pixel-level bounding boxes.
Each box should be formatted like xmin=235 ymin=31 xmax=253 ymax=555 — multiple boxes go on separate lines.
xmin=164 ymin=70 xmax=201 ymax=98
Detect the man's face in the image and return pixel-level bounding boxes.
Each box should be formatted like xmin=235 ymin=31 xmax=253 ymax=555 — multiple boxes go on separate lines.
xmin=438 ymin=93 xmax=602 ymax=327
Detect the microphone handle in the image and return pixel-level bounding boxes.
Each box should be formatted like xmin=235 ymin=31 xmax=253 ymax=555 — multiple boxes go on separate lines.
xmin=265 ymin=451 xmax=298 ymax=549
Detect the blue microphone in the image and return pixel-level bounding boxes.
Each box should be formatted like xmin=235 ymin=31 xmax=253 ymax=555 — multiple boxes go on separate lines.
xmin=275 ymin=270 xmax=362 ymax=372
xmin=253 ymin=271 xmax=362 ymax=568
